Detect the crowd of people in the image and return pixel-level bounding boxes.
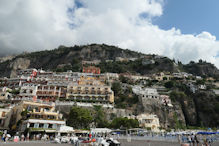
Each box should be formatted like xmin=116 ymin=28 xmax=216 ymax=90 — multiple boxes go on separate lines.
xmin=178 ymin=134 xmax=216 ymax=146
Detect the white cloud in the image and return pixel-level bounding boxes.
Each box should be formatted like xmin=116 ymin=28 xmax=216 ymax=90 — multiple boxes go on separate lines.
xmin=0 ymin=0 xmax=218 ymax=68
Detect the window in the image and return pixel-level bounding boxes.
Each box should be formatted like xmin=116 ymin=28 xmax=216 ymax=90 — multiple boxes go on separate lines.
xmin=34 ymin=123 xmax=39 ymax=128
xmin=30 ymin=123 xmax=34 ymax=128
xmin=39 ymin=123 xmax=44 ymax=128
xmin=44 ymin=124 xmax=48 ymax=129
xmin=52 ymin=124 xmax=57 ymax=129
xmin=48 ymin=124 xmax=53 ymax=128
xmin=35 ymin=107 xmax=39 ymax=112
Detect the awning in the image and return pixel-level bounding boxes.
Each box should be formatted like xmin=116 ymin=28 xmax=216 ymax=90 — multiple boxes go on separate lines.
xmin=57 ymin=125 xmax=74 ymax=133
xmin=45 ymin=129 xmax=56 ymax=133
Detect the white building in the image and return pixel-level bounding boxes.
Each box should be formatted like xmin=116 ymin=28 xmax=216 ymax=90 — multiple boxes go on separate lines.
xmin=21 ymin=119 xmax=66 ymax=132
xmin=132 ymin=86 xmax=159 ymax=99
xmin=104 ymin=73 xmax=119 ymax=80
xmin=0 ymin=87 xmax=12 ymax=100
xmin=18 ymin=85 xmax=38 ymax=100
xmin=20 ymin=101 xmax=66 ymax=134
xmin=127 ymin=114 xmax=160 ymax=132
xmin=137 ymin=114 xmax=160 ymax=132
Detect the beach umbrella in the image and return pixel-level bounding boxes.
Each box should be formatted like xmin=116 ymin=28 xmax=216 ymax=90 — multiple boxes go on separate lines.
xmin=197 ymin=132 xmax=216 ymax=135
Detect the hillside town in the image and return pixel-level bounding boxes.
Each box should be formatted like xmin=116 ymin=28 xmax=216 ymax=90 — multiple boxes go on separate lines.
xmin=0 ymin=59 xmax=219 ymax=144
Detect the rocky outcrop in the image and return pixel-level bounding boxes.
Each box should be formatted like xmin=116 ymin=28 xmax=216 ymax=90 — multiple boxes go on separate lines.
xmin=0 ymin=55 xmax=15 ymax=63
xmin=9 ymin=58 xmax=30 ymax=77
xmin=183 ymin=61 xmax=219 ymax=78
xmin=139 ymin=98 xmax=186 ymax=129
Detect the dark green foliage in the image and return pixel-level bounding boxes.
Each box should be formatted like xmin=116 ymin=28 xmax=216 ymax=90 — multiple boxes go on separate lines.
xmin=119 ymin=75 xmax=133 ymax=84
xmin=193 ymin=91 xmax=219 ymax=127
xmin=67 ymin=106 xmax=93 ymax=129
xmin=21 ymin=109 xmax=30 ymax=120
xmin=111 ymin=82 xmax=122 ymax=96
xmin=196 ymin=79 xmax=205 ymax=85
xmin=9 ymin=89 xmax=20 ymax=95
xmin=111 ymin=81 xmax=139 ymax=109
xmin=110 ymin=117 xmax=139 ymax=129
xmin=164 ymin=81 xmax=175 ymax=89
xmin=183 ymin=61 xmax=219 ymax=78
xmin=174 ymin=112 xmax=185 ymax=130
xmin=98 ymin=57 xmax=175 ymax=75
xmin=93 ymin=106 xmax=109 ymax=128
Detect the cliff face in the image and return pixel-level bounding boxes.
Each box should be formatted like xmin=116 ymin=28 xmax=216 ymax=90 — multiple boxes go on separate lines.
xmin=138 ymin=98 xmax=186 ymax=129
xmin=183 ymin=61 xmax=219 ymax=78
xmin=9 ymin=58 xmax=30 ymax=77
xmin=193 ymin=91 xmax=219 ymax=127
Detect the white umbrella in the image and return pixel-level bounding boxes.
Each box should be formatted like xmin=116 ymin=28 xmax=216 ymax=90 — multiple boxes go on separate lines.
xmin=6 ymin=134 xmax=11 ymax=137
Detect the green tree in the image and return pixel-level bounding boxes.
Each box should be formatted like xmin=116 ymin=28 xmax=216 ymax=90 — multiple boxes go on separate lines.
xmin=112 ymin=82 xmax=122 ymax=96
xmin=10 ymin=89 xmax=20 ymax=95
xmin=164 ymin=81 xmax=175 ymax=89
xmin=110 ymin=117 xmax=139 ymax=129
xmin=93 ymin=105 xmax=109 ymax=128
xmin=67 ymin=106 xmax=93 ymax=129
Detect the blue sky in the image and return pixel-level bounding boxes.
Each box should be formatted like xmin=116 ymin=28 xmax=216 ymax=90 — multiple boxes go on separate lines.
xmin=154 ymin=0 xmax=219 ymax=40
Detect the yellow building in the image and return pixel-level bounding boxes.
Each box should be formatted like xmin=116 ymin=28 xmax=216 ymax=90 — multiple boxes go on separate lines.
xmin=20 ymin=101 xmax=65 ymax=133
xmin=64 ymin=75 xmax=114 ymax=104
xmin=66 ymin=84 xmax=114 ymax=104
xmin=128 ymin=113 xmax=160 ymax=132
xmin=22 ymin=101 xmax=62 ymax=120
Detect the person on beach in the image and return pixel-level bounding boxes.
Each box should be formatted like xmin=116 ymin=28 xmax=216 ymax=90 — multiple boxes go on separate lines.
xmin=21 ymin=134 xmax=25 ymax=141
xmin=178 ymin=134 xmax=182 ymax=144
xmin=188 ymin=135 xmax=192 ymax=145
xmin=191 ymin=134 xmax=195 ymax=146
xmin=194 ymin=134 xmax=200 ymax=146
xmin=2 ymin=134 xmax=6 ymax=142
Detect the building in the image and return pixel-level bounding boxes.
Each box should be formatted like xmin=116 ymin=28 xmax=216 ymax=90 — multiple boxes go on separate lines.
xmin=153 ymin=72 xmax=172 ymax=81
xmin=17 ymin=68 xmax=38 ymax=78
xmin=0 ymin=87 xmax=12 ymax=100
xmin=136 ymin=114 xmax=160 ymax=132
xmin=130 ymin=75 xmax=150 ymax=81
xmin=82 ymin=60 xmax=101 ymax=65
xmin=20 ymin=101 xmax=65 ymax=136
xmin=66 ymin=83 xmax=114 ymax=104
xmin=104 ymin=73 xmax=119 ymax=80
xmin=127 ymin=113 xmax=160 ymax=132
xmin=132 ymin=86 xmax=160 ymax=99
xmin=36 ymin=85 xmax=66 ymax=102
xmin=18 ymin=85 xmax=38 ymax=101
xmin=115 ymin=57 xmax=137 ymax=62
xmin=83 ymin=66 xmax=101 ymax=74
xmin=0 ymin=106 xmax=14 ymax=130
xmin=142 ymin=59 xmax=155 ymax=65
xmin=198 ymin=84 xmax=206 ymax=90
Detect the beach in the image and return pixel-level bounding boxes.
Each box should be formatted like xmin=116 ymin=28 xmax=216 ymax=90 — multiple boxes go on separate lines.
xmin=0 ymin=140 xmax=218 ymax=146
